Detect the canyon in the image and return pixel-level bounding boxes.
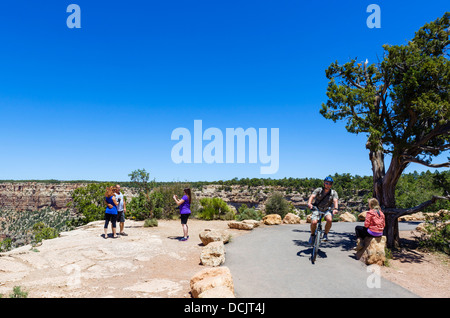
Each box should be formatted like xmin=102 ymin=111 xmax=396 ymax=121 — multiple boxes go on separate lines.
xmin=0 ymin=181 xmax=366 ymax=214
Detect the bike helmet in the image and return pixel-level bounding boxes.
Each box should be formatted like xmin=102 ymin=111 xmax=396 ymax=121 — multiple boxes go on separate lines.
xmin=324 ymin=176 xmax=334 ymax=183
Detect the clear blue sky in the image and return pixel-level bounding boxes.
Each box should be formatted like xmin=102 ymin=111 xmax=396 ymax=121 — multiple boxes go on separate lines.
xmin=0 ymin=1 xmax=448 ymax=182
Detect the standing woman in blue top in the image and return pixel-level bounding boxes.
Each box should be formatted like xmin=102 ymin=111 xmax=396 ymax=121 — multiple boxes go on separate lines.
xmin=173 ymin=188 xmax=192 ymax=241
xmin=104 ymin=186 xmax=119 ymax=239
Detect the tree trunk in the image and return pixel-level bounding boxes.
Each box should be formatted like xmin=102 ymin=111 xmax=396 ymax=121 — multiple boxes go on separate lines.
xmin=368 ymin=145 xmax=408 ymax=248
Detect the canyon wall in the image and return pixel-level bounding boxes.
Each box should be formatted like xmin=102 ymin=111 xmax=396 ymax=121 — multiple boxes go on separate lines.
xmin=0 ymin=182 xmax=366 ymax=213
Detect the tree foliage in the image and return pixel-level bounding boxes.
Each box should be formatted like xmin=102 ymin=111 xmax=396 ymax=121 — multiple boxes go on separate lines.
xmin=320 ymin=12 xmax=450 ymax=247
xmin=70 ymin=182 xmax=115 ymax=223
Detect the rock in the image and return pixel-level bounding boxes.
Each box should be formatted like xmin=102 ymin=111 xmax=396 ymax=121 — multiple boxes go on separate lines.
xmin=242 ymin=219 xmax=262 ymax=227
xmin=415 ymin=222 xmax=428 ymax=233
xmin=227 ymin=221 xmax=254 ymax=230
xmin=200 ymin=241 xmax=225 ymax=267
xmin=199 ymin=229 xmax=231 ymax=246
xmin=358 ymin=211 xmax=367 ymax=221
xmin=198 ymin=285 xmax=235 ymax=298
xmin=190 ymin=266 xmax=235 ymax=298
xmin=355 ymin=236 xmax=386 ymax=266
xmin=399 ymin=212 xmax=426 ymax=221
xmin=262 ymin=214 xmax=282 ymax=225
xmin=339 ymin=212 xmax=356 ymax=222
xmin=283 ymin=213 xmax=301 ymax=224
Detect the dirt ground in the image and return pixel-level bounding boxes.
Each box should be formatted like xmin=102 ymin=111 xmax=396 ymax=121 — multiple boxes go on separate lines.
xmin=0 ymin=220 xmax=448 ymax=298
xmin=380 ymin=230 xmax=450 ymax=298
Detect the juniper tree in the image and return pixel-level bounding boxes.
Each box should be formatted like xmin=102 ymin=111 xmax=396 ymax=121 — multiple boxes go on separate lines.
xmin=321 ymin=12 xmax=450 ymax=247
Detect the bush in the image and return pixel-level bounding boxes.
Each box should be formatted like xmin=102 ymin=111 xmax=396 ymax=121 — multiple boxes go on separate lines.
xmin=144 ymin=218 xmax=158 ymax=227
xmin=9 ymin=286 xmax=28 ymax=298
xmin=417 ymin=211 xmax=450 ymax=255
xmin=265 ymin=192 xmax=292 ymax=218
xmin=198 ymin=197 xmax=231 ymax=220
xmin=128 ymin=183 xmax=190 ymax=220
xmin=70 ymin=182 xmax=115 ymax=223
xmin=236 ymin=204 xmax=263 ymax=221
xmin=32 ymin=222 xmax=59 ymax=243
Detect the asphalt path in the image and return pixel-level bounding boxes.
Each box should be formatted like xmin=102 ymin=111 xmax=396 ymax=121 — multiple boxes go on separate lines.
xmin=224 ymin=221 xmax=420 ymax=298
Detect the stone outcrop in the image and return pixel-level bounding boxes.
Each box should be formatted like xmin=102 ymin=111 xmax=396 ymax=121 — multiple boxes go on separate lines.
xmin=283 ymin=213 xmax=301 ymax=224
xmin=227 ymin=221 xmax=255 ymax=230
xmin=339 ymin=212 xmax=357 ymax=222
xmin=355 ymin=236 xmax=387 ymax=266
xmin=200 ymin=241 xmax=225 ymax=267
xmin=0 ymin=182 xmax=84 ymax=211
xmin=263 ymin=214 xmax=282 ymax=225
xmin=198 ymin=229 xmax=231 ymax=246
xmin=190 ymin=266 xmax=235 ymax=298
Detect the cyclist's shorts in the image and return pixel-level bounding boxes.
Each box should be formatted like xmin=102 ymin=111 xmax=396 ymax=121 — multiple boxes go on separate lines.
xmin=310 ymin=209 xmax=332 ymax=221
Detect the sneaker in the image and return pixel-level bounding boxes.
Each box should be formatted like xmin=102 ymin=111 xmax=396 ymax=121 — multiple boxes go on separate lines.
xmin=322 ymin=233 xmax=329 ymax=241
xmin=180 ymin=237 xmax=188 ymax=241
xmin=119 ymin=232 xmax=128 ymax=236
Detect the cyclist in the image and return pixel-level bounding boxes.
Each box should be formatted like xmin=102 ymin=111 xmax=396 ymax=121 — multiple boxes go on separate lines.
xmin=307 ymin=176 xmax=339 ymax=244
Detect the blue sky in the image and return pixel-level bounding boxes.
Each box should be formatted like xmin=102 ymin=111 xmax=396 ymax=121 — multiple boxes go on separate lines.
xmin=0 ymin=1 xmax=448 ymax=182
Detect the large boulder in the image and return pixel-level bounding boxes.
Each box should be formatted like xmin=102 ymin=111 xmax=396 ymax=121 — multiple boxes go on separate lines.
xmin=199 ymin=229 xmax=231 ymax=246
xmin=355 ymin=236 xmax=387 ymax=266
xmin=200 ymin=241 xmax=225 ymax=267
xmin=190 ymin=266 xmax=235 ymax=298
xmin=263 ymin=214 xmax=282 ymax=225
xmin=339 ymin=212 xmax=357 ymax=222
xmin=227 ymin=221 xmax=254 ymax=230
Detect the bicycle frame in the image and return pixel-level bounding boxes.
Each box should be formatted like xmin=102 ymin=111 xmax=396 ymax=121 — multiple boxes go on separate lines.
xmin=311 ymin=208 xmax=331 ymax=264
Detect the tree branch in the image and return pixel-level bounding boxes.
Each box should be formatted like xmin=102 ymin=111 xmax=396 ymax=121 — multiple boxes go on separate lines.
xmin=401 ymin=155 xmax=450 ymax=168
xmin=384 ymin=195 xmax=450 ymax=217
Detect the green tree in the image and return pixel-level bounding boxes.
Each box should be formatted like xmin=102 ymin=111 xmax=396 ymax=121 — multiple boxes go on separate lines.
xmin=320 ymin=13 xmax=450 ymax=247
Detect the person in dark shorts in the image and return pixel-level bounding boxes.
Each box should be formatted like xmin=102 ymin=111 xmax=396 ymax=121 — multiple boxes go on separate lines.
xmin=173 ymin=188 xmax=192 ymax=241
xmin=307 ymin=176 xmax=339 ymax=243
xmin=104 ymin=186 xmax=119 ymax=239
xmin=114 ymin=184 xmax=127 ymax=236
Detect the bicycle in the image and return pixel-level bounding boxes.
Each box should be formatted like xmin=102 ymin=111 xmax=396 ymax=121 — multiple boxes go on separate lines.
xmin=310 ymin=207 xmax=333 ymax=264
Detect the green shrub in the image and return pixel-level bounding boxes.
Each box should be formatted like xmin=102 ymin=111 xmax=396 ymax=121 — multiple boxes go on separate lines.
xmin=70 ymin=182 xmax=115 ymax=223
xmin=32 ymin=222 xmax=59 ymax=243
xmin=417 ymin=212 xmax=450 ymax=255
xmin=236 ymin=205 xmax=263 ymax=221
xmin=144 ymin=218 xmax=158 ymax=227
xmin=265 ymin=192 xmax=291 ymax=218
xmin=9 ymin=286 xmax=28 ymax=298
xmin=198 ymin=197 xmax=231 ymax=220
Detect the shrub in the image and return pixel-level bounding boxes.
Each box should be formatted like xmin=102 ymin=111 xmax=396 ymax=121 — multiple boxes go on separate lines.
xmin=144 ymin=218 xmax=158 ymax=227
xmin=417 ymin=212 xmax=450 ymax=255
xmin=236 ymin=205 xmax=263 ymax=221
xmin=198 ymin=197 xmax=231 ymax=220
xmin=265 ymin=192 xmax=291 ymax=218
xmin=70 ymin=182 xmax=115 ymax=223
xmin=9 ymin=286 xmax=28 ymax=298
xmin=32 ymin=222 xmax=59 ymax=243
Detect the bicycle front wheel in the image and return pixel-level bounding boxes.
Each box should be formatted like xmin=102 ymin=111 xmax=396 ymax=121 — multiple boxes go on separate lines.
xmin=311 ymin=231 xmax=321 ymax=264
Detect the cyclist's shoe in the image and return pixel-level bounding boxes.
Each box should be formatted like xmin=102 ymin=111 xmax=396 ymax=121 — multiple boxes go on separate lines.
xmin=309 ymin=235 xmax=315 ymax=245
xmin=322 ymin=233 xmax=329 ymax=241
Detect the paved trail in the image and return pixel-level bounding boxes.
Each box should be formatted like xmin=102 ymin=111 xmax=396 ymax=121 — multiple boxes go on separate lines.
xmin=225 ymin=222 xmax=419 ymax=298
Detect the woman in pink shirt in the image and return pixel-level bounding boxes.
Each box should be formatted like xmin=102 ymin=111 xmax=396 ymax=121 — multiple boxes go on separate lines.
xmin=355 ymin=198 xmax=385 ymax=241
